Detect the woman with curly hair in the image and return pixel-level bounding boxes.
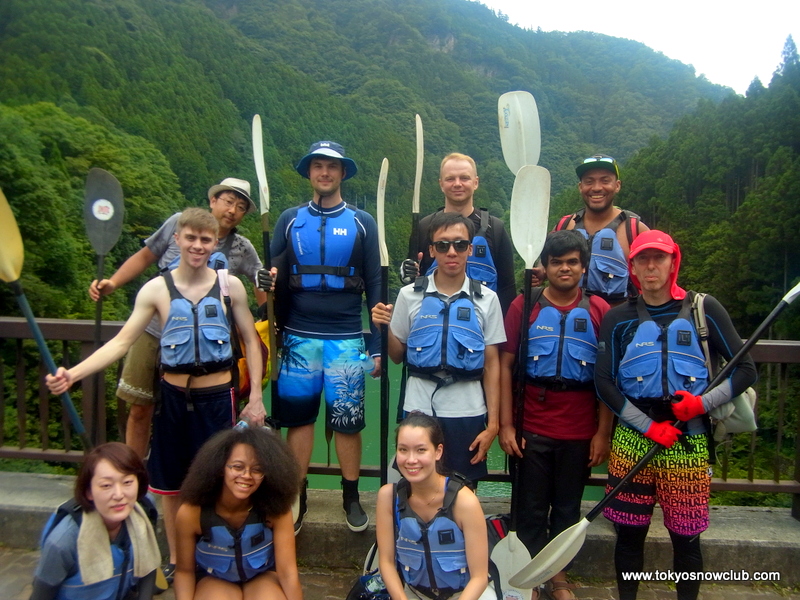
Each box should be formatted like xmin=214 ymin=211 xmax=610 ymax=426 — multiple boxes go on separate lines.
xmin=174 ymin=426 xmax=302 ymax=600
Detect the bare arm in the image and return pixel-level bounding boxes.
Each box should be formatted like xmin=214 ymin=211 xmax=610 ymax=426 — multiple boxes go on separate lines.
xmin=47 ymin=279 xmax=161 ymax=393
xmin=498 ymin=350 xmax=523 ymax=458
xmin=454 ymin=488 xmax=489 ymax=600
xmin=271 ymin=511 xmax=303 ymax=600
xmin=376 ymin=484 xmax=408 ymax=600
xmin=229 ymin=277 xmax=266 ymax=425
xmin=469 ymin=344 xmax=499 ymax=463
xmin=89 ymin=246 xmax=159 ymax=300
xmin=173 ymin=503 xmax=201 ymax=600
xmin=588 ymin=402 xmax=613 ymax=467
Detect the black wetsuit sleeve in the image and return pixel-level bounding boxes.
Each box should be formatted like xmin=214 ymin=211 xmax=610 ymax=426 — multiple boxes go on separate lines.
xmin=360 ymin=212 xmax=383 ymax=357
xmin=491 ymin=216 xmax=517 ymax=315
xmin=703 ymin=294 xmax=757 ymax=397
xmin=413 ymin=213 xmax=435 ymax=275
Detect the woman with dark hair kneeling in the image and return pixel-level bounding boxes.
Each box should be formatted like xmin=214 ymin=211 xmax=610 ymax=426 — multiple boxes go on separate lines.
xmin=30 ymin=442 xmax=161 ymax=600
xmin=174 ymin=426 xmax=302 ymax=600
xmin=376 ymin=412 xmax=493 ymax=600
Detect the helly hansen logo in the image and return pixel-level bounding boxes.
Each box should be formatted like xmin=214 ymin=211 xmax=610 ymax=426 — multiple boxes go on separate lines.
xmin=333 ymin=228 xmax=348 ymax=235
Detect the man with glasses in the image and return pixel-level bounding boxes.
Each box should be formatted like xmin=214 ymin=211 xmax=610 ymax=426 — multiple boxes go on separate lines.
xmin=88 ymin=178 xmax=265 ymax=584
xmin=403 ymin=153 xmax=516 ymax=314
xmin=372 ymin=212 xmax=505 ymax=485
xmin=269 ymin=141 xmax=381 ymax=533
xmin=594 ymin=230 xmax=756 ymax=600
xmin=550 ymin=155 xmax=649 ymax=305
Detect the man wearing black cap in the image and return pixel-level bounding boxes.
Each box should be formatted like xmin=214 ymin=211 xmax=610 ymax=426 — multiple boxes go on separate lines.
xmin=269 ymin=141 xmax=381 ymax=532
xmin=595 ymin=230 xmax=757 ymax=600
xmin=551 ymin=155 xmax=649 ymax=305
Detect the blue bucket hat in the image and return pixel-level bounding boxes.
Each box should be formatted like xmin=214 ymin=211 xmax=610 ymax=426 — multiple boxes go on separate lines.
xmin=295 ymin=141 xmax=358 ymax=181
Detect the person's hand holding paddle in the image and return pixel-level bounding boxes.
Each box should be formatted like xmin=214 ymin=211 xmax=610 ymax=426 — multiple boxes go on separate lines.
xmin=46 ymin=367 xmax=74 ymax=396
xmin=371 ymin=302 xmax=393 ymax=326
xmin=89 ymin=278 xmax=118 ymax=301
xmin=399 ymin=252 xmax=422 ymax=285
xmin=256 ymin=266 xmax=277 ymax=292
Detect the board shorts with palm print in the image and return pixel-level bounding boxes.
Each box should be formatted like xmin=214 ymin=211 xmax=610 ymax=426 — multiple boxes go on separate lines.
xmin=274 ymin=333 xmax=366 ymax=433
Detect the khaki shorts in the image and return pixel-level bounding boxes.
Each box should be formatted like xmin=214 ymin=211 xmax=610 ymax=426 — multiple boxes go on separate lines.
xmin=116 ymin=332 xmax=161 ymax=406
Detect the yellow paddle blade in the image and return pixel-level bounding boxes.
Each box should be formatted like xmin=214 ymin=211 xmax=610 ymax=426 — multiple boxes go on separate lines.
xmin=0 ymin=187 xmax=24 ymax=283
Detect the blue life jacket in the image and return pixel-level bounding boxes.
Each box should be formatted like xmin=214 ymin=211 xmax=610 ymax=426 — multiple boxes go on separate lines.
xmin=162 ymin=251 xmax=229 ymax=273
xmin=286 ymin=203 xmax=364 ymax=293
xmin=160 ymin=271 xmax=233 ymax=376
xmin=427 ymin=209 xmax=498 ymax=292
xmin=527 ymin=292 xmax=597 ymax=388
xmin=406 ymin=277 xmax=485 ymax=392
xmin=195 ymin=505 xmax=274 ymax=583
xmin=394 ymin=477 xmax=468 ymax=600
xmin=39 ymin=498 xmax=157 ymax=600
xmin=619 ymin=296 xmax=709 ymax=405
xmin=556 ymin=209 xmax=640 ymax=303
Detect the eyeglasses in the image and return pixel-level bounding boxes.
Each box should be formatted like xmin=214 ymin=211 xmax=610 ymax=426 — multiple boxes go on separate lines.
xmin=431 ymin=240 xmax=470 ymax=253
xmin=218 ymin=196 xmax=248 ymax=214
xmin=226 ymin=463 xmax=265 ymax=479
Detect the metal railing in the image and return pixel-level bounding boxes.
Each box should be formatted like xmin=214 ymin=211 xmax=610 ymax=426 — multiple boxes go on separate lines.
xmin=1 ymin=317 xmax=799 ymax=518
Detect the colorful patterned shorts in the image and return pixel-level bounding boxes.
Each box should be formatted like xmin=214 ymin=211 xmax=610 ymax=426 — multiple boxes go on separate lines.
xmin=603 ymin=425 xmax=711 ymax=536
xmin=275 ymin=334 xmax=366 ymax=433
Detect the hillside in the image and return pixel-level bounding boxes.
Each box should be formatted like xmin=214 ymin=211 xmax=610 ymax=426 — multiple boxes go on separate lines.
xmin=0 ymin=0 xmax=731 ymax=318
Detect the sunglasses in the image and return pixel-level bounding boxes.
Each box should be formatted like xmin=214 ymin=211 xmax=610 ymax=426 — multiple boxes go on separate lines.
xmin=581 ymin=155 xmax=620 ymax=178
xmin=431 ymin=240 xmax=470 ymax=253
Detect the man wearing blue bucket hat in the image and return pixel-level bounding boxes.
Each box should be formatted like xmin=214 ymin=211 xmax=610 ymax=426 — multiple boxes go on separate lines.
xmin=267 ymin=141 xmax=381 ymax=533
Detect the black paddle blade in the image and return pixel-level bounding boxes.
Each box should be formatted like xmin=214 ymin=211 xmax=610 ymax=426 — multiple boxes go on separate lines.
xmin=84 ymin=168 xmax=124 ymax=256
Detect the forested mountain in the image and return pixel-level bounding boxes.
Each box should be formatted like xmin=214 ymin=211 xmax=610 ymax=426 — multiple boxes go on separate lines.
xmin=1 ymin=0 xmax=732 ymax=321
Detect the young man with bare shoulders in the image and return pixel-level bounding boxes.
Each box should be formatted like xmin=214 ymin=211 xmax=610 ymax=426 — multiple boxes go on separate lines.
xmin=48 ymin=208 xmax=265 ymax=585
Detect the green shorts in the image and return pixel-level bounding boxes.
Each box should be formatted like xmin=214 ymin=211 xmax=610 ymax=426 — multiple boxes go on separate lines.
xmin=116 ymin=332 xmax=161 ymax=406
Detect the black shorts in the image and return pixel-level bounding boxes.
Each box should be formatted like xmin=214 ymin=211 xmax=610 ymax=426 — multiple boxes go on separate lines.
xmin=148 ymin=380 xmax=236 ymax=494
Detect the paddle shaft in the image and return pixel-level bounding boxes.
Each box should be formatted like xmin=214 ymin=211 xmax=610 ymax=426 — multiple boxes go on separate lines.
xmin=380 ymin=266 xmax=390 ymax=485
xmin=262 ymin=211 xmax=279 ymax=384
xmin=510 ymin=268 xmax=533 ymax=530
xmin=408 ymin=213 xmax=420 ymax=261
xmin=93 ymin=254 xmax=105 ymax=350
xmin=9 ymin=280 xmax=93 ymax=449
xmin=585 ymin=297 xmax=791 ymax=523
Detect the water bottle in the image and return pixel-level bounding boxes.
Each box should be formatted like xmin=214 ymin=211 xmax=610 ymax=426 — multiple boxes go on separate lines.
xmin=359 ymin=353 xmax=377 ymax=378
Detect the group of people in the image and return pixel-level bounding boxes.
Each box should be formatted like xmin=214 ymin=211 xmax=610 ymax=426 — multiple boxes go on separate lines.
xmin=34 ymin=143 xmax=755 ymax=600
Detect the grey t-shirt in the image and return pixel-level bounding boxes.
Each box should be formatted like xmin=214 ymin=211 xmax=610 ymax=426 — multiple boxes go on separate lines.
xmin=143 ymin=212 xmax=263 ymax=337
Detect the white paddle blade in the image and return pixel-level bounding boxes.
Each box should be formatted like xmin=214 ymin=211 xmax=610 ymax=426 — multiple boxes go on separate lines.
xmin=413 ymin=114 xmax=424 ymax=214
xmin=498 ymin=91 xmax=541 ymax=174
xmin=510 ymin=165 xmax=551 ymax=268
xmin=490 ymin=531 xmax=533 ymax=600
xmin=784 ymin=279 xmax=800 ymax=305
xmin=509 ymin=519 xmax=589 ymax=589
xmin=377 ymin=158 xmax=390 ymax=267
xmin=0 ymin=188 xmax=24 ymax=283
xmin=252 ymin=114 xmax=270 ymax=214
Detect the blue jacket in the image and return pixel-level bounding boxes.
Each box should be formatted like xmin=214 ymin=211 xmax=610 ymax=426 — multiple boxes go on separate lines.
xmin=406 ymin=277 xmax=485 ymax=391
xmin=395 ymin=478 xmax=468 ymax=598
xmin=160 ymin=271 xmax=233 ymax=376
xmin=195 ymin=506 xmax=274 ymax=583
xmin=619 ymin=296 xmax=709 ymax=403
xmin=527 ymin=293 xmax=597 ymax=386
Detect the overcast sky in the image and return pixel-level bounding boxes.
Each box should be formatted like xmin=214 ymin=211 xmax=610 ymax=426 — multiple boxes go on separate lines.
xmin=477 ymin=0 xmax=799 ymax=95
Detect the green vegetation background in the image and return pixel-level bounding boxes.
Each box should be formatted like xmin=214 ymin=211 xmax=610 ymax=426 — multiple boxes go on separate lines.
xmin=0 ymin=0 xmax=798 ymax=504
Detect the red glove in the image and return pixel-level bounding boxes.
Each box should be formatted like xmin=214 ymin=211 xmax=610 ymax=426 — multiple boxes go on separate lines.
xmin=644 ymin=421 xmax=681 ymax=448
xmin=672 ymin=391 xmax=705 ymax=421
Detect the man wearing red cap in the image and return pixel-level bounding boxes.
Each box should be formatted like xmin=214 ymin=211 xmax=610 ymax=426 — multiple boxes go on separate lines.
xmin=594 ymin=230 xmax=757 ymax=600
